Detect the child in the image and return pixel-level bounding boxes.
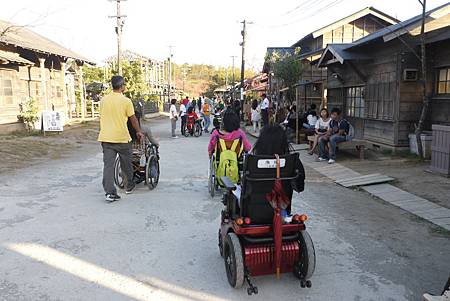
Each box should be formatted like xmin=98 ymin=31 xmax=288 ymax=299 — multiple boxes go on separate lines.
xmin=208 ymin=109 xmax=251 ymax=157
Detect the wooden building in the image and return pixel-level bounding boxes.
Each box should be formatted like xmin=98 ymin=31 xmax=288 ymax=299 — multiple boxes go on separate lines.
xmin=290 ymin=7 xmax=399 ymax=111
xmin=317 ymin=3 xmax=450 ymax=149
xmin=0 ymin=20 xmax=94 ymax=132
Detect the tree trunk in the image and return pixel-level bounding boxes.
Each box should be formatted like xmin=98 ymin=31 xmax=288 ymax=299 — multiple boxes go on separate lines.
xmin=415 ymin=0 xmax=429 ymax=159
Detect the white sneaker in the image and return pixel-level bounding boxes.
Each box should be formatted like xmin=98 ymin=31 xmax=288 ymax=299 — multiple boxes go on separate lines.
xmin=171 ymin=136 xmax=179 ymax=139
xmin=423 ymin=290 xmax=450 ymax=301
xmin=317 ymin=157 xmax=327 ymax=162
xmin=328 ymin=159 xmax=336 ymax=164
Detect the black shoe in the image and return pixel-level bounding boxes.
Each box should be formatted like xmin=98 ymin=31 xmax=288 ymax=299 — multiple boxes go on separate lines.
xmin=105 ymin=193 xmax=121 ymax=202
xmin=125 ymin=185 xmax=136 ymax=194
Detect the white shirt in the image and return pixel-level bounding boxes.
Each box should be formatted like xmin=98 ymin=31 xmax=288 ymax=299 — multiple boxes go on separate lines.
xmin=179 ymin=104 xmax=186 ymax=117
xmin=251 ymin=108 xmax=260 ymax=121
xmin=307 ymin=114 xmax=318 ymax=126
xmin=260 ymin=98 xmax=269 ymax=110
xmin=170 ymin=104 xmax=178 ymax=119
xmin=315 ymin=117 xmax=330 ymax=130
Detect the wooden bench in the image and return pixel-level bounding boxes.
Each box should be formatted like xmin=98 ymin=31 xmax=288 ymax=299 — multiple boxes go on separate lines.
xmin=307 ymin=135 xmax=368 ymax=159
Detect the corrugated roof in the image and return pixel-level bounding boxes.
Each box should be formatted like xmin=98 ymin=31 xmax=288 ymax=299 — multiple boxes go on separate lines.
xmin=317 ymin=43 xmax=371 ymax=67
xmin=0 ymin=49 xmax=34 ymax=65
xmin=292 ymin=7 xmax=399 ymax=47
xmin=0 ymin=20 xmax=94 ymax=64
xmin=347 ymin=2 xmax=450 ymax=49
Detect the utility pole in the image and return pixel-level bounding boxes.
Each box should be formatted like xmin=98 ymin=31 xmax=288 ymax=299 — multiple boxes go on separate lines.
xmin=415 ymin=0 xmax=428 ymax=159
xmin=231 ymin=55 xmax=237 ymax=99
xmin=167 ymin=45 xmax=174 ymax=102
xmin=109 ymin=0 xmax=127 ymax=75
xmin=239 ymin=20 xmax=247 ymax=113
xmin=181 ymin=67 xmax=188 ymax=94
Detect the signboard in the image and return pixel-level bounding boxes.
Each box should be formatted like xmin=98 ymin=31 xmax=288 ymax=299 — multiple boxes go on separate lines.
xmin=42 ymin=111 xmax=64 ymax=132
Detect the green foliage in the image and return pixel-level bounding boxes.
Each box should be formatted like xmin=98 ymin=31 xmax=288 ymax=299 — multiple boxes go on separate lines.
xmin=266 ymin=48 xmax=303 ymax=102
xmin=119 ymin=61 xmax=149 ymax=100
xmin=83 ymin=65 xmax=104 ymax=84
xmin=17 ymin=98 xmax=39 ymax=132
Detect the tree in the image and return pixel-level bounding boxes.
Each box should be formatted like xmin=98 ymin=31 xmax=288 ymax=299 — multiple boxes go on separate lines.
xmin=266 ymin=48 xmax=303 ymax=104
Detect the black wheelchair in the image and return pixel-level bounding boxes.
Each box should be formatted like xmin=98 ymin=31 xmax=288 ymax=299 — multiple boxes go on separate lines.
xmin=114 ymin=138 xmax=160 ymax=190
xmin=218 ymin=153 xmax=315 ymax=294
xmin=208 ymin=138 xmax=244 ymax=198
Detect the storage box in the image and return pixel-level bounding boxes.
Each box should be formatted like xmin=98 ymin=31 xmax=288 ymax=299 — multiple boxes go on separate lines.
xmin=408 ymin=131 xmax=432 ymax=159
xmin=430 ymin=125 xmax=450 ymax=176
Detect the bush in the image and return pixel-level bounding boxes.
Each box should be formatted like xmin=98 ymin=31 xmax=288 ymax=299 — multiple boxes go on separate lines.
xmin=17 ymin=98 xmax=40 ymax=132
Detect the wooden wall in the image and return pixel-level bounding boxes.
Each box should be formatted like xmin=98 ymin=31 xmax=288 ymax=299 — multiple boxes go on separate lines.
xmin=325 ymin=41 xmax=402 ymax=146
xmin=429 ymin=39 xmax=450 ymax=125
xmin=0 ymin=52 xmax=66 ymax=125
xmin=321 ymin=15 xmax=387 ymax=47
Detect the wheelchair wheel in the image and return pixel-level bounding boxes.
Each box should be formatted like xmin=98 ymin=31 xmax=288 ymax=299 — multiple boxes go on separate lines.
xmin=293 ymin=230 xmax=316 ymax=281
xmin=208 ymin=157 xmax=215 ymax=197
xmin=194 ymin=123 xmax=202 ymax=137
xmin=145 ymin=155 xmax=160 ymax=190
xmin=183 ymin=126 xmax=190 ymax=137
xmin=114 ymin=156 xmax=125 ymax=189
xmin=218 ymin=229 xmax=223 ymax=257
xmin=223 ymin=232 xmax=244 ymax=288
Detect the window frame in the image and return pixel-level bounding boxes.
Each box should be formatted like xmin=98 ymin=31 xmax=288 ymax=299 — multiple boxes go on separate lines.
xmin=345 ymin=86 xmax=365 ymax=118
xmin=0 ymin=76 xmax=14 ymax=106
xmin=436 ymin=67 xmax=450 ymax=95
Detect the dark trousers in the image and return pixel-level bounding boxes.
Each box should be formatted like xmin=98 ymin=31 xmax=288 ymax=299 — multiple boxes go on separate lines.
xmin=261 ymin=109 xmax=269 ymax=127
xmin=101 ymin=142 xmax=134 ymax=194
xmin=181 ymin=116 xmax=187 ymax=135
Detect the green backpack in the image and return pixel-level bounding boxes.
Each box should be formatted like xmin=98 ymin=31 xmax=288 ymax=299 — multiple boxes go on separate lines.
xmin=216 ymin=138 xmax=241 ymax=185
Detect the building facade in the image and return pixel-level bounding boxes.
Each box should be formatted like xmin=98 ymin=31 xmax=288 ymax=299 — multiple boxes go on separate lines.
xmin=317 ymin=3 xmax=450 ymax=149
xmin=0 ymin=20 xmax=93 ymax=131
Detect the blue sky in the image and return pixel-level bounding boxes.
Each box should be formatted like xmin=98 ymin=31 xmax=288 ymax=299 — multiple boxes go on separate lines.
xmin=1 ymin=0 xmax=448 ymax=70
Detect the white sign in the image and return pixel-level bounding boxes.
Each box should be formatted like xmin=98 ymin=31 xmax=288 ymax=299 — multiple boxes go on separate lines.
xmin=42 ymin=111 xmax=64 ymax=132
xmin=257 ymin=159 xmax=286 ymax=169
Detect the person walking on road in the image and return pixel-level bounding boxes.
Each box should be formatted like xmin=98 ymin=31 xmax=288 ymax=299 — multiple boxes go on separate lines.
xmin=201 ymin=98 xmax=211 ymax=133
xmin=98 ymin=75 xmax=144 ymax=202
xmin=170 ymin=99 xmax=178 ymax=138
xmin=251 ymin=99 xmax=261 ymax=133
xmin=260 ymin=93 xmax=269 ymax=127
xmin=179 ymin=100 xmax=187 ymax=136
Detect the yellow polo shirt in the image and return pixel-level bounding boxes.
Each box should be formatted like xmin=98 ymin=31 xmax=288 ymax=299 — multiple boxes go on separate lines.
xmin=98 ymin=92 xmax=135 ymax=143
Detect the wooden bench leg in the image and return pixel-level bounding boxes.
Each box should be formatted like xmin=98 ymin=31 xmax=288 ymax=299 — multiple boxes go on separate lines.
xmin=356 ymin=145 xmax=365 ymax=160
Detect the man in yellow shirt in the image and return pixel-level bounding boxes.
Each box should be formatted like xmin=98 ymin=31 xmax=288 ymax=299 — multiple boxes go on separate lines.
xmin=98 ymin=75 xmax=144 ymax=202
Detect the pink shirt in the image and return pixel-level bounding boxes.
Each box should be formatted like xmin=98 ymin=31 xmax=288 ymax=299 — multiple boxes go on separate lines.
xmin=208 ymin=129 xmax=252 ymax=156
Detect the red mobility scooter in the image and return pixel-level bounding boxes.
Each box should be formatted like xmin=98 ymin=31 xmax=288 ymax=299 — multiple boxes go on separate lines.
xmin=218 ymin=153 xmax=315 ymax=295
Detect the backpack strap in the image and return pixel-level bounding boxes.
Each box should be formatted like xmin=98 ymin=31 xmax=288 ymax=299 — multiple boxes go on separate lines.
xmin=229 ymin=139 xmax=239 ymax=152
xmin=219 ymin=138 xmax=227 ymax=152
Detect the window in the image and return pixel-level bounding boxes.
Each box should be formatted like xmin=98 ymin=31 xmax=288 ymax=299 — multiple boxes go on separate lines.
xmin=0 ymin=78 xmax=14 ymax=105
xmin=437 ymin=68 xmax=450 ymax=94
xmin=345 ymin=86 xmax=365 ymax=118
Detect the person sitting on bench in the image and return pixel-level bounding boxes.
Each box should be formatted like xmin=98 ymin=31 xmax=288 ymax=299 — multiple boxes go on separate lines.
xmin=317 ymin=107 xmax=349 ymax=164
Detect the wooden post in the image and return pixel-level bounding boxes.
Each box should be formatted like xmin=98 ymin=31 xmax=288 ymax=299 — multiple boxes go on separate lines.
xmin=78 ymin=65 xmax=86 ymax=120
xmin=39 ymin=58 xmax=48 ymax=110
xmin=60 ymin=62 xmax=67 ymax=121
xmin=296 ymin=86 xmax=299 ymax=144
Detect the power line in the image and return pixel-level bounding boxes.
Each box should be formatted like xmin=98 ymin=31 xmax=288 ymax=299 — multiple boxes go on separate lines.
xmin=263 ymin=0 xmax=347 ymax=29
xmin=282 ymin=0 xmax=327 ymax=16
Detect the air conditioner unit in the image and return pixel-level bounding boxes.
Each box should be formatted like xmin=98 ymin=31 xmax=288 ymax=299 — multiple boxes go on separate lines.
xmin=403 ymin=68 xmax=419 ymax=81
